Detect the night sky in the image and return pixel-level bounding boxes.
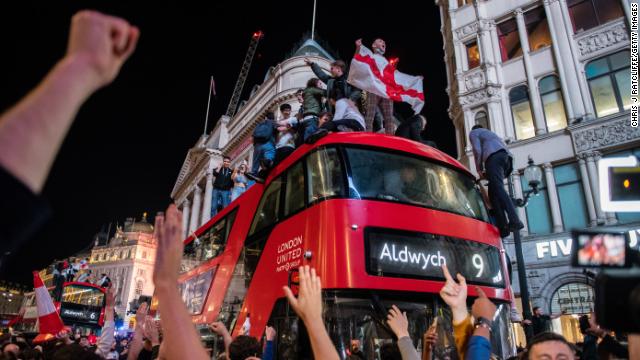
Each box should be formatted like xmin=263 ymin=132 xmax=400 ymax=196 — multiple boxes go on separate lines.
xmin=0 ymin=1 xmax=454 ymax=285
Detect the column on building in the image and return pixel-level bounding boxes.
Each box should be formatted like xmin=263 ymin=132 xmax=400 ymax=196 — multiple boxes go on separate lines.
xmin=557 ymin=0 xmax=595 ymax=119
xmin=188 ymin=186 xmax=202 ymax=235
xmin=543 ymin=163 xmax=564 ymax=232
xmin=510 ymin=171 xmax=529 ymax=236
xmin=514 ymin=8 xmax=547 ymax=135
xmin=488 ymin=21 xmax=516 ymax=140
xmin=181 ymin=199 xmax=191 ymax=240
xmin=585 ymin=151 xmax=606 ymax=224
xmin=577 ymin=154 xmax=598 ymax=226
xmin=620 ymin=0 xmax=631 ymax=25
xmin=542 ymin=0 xmax=575 ymax=122
xmin=201 ymin=172 xmax=214 ymax=225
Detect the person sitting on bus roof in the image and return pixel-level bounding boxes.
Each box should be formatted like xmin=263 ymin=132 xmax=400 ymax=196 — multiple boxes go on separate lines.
xmin=280 ymin=79 xmax=325 ymax=146
xmin=394 ymin=105 xmax=438 ymax=149
xmin=305 ymin=97 xmax=365 ymax=144
xmin=274 ymin=104 xmax=296 ymax=166
xmin=469 ymin=125 xmax=523 ymax=237
xmin=231 ymin=163 xmax=249 ymax=202
xmin=247 ymin=112 xmax=277 ymax=183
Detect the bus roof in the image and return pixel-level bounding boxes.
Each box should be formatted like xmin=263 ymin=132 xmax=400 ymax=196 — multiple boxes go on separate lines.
xmin=266 ymin=133 xmax=472 ymax=183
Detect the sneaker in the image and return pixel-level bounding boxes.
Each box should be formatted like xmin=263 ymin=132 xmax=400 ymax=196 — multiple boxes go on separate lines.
xmin=305 ymin=129 xmax=329 ymax=144
xmin=245 ymin=172 xmax=264 ymax=183
xmin=508 ymin=220 xmax=525 ymax=231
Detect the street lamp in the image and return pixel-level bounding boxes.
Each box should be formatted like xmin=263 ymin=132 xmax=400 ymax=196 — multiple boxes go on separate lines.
xmin=507 ymin=155 xmax=542 ymax=343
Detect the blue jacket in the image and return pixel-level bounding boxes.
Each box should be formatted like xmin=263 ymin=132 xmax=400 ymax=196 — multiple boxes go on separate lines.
xmin=466 ymin=335 xmax=492 ymax=360
xmin=469 ymin=128 xmax=511 ymax=173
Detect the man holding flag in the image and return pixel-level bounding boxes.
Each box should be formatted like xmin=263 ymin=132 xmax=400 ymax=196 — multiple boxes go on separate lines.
xmin=349 ymin=38 xmax=425 ymax=135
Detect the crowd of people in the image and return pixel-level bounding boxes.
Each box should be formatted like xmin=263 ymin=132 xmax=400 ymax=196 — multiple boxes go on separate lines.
xmin=0 ymin=7 xmax=636 ymax=360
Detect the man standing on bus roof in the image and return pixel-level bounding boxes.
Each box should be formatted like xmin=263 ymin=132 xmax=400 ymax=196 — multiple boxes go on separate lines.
xmin=211 ymin=156 xmax=234 ymax=217
xmin=469 ymin=125 xmax=523 ymax=237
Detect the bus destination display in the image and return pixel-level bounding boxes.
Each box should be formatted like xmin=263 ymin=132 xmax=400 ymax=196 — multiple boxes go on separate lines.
xmin=366 ymin=228 xmax=505 ymax=287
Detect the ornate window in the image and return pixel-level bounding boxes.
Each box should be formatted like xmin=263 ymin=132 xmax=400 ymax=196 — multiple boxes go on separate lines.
xmin=586 ymin=51 xmax=631 ymax=117
xmin=474 ymin=111 xmax=488 ymax=129
xmin=568 ymin=0 xmax=625 ymax=33
xmin=465 ymin=40 xmax=480 ymax=69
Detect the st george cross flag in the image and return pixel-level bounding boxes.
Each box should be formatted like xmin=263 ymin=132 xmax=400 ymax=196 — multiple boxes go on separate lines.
xmin=348 ymin=45 xmax=425 ymax=113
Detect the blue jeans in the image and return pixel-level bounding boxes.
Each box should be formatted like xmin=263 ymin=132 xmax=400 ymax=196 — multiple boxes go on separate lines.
xmin=231 ymin=186 xmax=245 ymax=201
xmin=485 ymin=150 xmax=519 ymax=229
xmin=252 ymin=141 xmax=276 ymax=174
xmin=211 ymin=189 xmax=231 ymax=217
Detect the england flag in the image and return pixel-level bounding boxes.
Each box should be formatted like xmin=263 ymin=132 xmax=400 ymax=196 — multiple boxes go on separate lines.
xmin=348 ymin=45 xmax=425 ymax=113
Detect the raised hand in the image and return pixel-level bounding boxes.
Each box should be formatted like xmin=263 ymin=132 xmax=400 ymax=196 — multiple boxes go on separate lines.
xmin=152 ymin=205 xmax=183 ymax=291
xmin=386 ymin=305 xmax=410 ymax=339
xmin=283 ymin=266 xmax=323 ymax=323
xmin=66 ymin=10 xmax=140 ymax=91
xmin=439 ymin=264 xmax=468 ymax=323
xmin=471 ymin=287 xmax=496 ymax=320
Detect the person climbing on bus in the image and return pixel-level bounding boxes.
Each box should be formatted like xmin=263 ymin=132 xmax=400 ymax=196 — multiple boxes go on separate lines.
xmin=469 ymin=124 xmax=523 ymax=238
xmin=280 ymin=78 xmax=326 ymax=146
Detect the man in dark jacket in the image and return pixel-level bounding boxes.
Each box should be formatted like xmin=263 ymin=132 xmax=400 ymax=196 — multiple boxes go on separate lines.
xmin=211 ymin=156 xmax=234 ymax=217
xmin=304 ymin=58 xmax=361 ymax=117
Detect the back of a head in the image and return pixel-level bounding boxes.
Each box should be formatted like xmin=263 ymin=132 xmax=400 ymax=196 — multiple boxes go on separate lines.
xmin=52 ymin=344 xmax=102 ymax=360
xmin=228 ymin=335 xmax=261 ymax=360
xmin=379 ymin=342 xmax=402 ymax=360
xmin=472 ymin=124 xmax=484 ymax=131
xmin=526 ymin=332 xmax=575 ymax=360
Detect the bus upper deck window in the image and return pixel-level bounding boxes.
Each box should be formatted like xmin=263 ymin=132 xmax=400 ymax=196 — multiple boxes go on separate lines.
xmin=306 ymin=148 xmax=344 ymax=203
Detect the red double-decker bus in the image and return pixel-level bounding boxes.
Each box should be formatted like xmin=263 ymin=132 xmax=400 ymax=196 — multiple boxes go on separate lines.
xmin=175 ymin=133 xmax=515 ymax=359
xmin=58 ymin=282 xmax=107 ymax=330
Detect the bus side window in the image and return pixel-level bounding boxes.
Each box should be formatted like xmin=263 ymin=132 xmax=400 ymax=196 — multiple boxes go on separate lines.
xmin=306 ymin=147 xmax=344 ymax=204
xmin=182 ymin=209 xmax=238 ymax=273
xmin=284 ymin=162 xmax=305 ymax=217
xmin=249 ymin=176 xmax=284 ymax=236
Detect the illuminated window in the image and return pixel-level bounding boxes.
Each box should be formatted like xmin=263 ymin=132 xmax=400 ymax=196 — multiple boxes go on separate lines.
xmin=457 ymin=0 xmax=471 ymax=6
xmin=509 ymin=85 xmax=535 ymax=140
xmin=586 ymin=51 xmax=631 ymax=117
xmin=474 ymin=111 xmax=489 ymax=129
xmin=497 ymin=19 xmax=521 ymax=61
xmin=554 ymin=163 xmax=589 ymax=230
xmin=524 ymin=7 xmax=552 ymax=51
xmin=568 ymin=0 xmax=625 ymax=33
xmin=135 ymin=280 xmax=144 ymax=296
xmin=465 ymin=40 xmax=480 ymax=69
xmin=539 ymin=75 xmax=567 ymax=131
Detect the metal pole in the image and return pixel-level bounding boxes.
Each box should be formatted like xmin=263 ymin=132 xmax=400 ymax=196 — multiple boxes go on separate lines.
xmin=311 ymin=0 xmax=317 ymax=40
xmin=203 ymin=76 xmax=214 ymax=135
xmin=508 ymin=176 xmax=534 ymax=343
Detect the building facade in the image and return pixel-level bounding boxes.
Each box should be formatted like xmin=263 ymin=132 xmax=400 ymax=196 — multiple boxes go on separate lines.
xmin=437 ymin=0 xmax=635 ymax=343
xmin=88 ymin=213 xmax=160 ymax=328
xmin=171 ymin=39 xmax=334 ymax=235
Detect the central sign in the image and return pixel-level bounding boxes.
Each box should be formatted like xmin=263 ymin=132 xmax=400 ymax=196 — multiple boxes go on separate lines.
xmin=366 ymin=228 xmax=505 ymax=287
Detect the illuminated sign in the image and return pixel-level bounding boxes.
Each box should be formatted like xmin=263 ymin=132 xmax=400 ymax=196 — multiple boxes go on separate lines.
xmin=366 ymin=228 xmax=505 ymax=287
xmin=59 ymin=305 xmax=100 ymax=326
xmin=534 ymin=228 xmax=640 ymax=260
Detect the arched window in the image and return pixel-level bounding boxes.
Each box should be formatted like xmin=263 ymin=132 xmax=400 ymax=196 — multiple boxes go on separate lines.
xmin=586 ymin=51 xmax=631 ymax=118
xmin=509 ymin=85 xmax=535 ymax=140
xmin=474 ymin=111 xmax=488 ymax=129
xmin=539 ymin=75 xmax=567 ymax=132
xmin=551 ymin=282 xmax=594 ymax=315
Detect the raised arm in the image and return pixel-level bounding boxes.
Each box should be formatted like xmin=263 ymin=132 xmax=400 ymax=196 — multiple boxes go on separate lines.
xmin=305 ymin=59 xmax=331 ymax=84
xmin=153 ymin=204 xmax=209 ymax=360
xmin=386 ymin=305 xmax=420 ymax=360
xmin=440 ymin=265 xmax=472 ymax=360
xmin=95 ymin=285 xmax=116 ymax=358
xmin=209 ymin=322 xmax=232 ymax=355
xmin=0 ymin=10 xmax=139 ymax=194
xmin=283 ymin=266 xmax=339 ymax=360
xmin=354 ymin=38 xmax=362 ymax=56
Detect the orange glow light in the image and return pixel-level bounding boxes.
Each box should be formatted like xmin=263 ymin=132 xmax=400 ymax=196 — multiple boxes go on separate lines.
xmin=624 ymin=179 xmax=631 ymax=189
